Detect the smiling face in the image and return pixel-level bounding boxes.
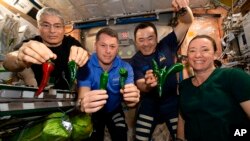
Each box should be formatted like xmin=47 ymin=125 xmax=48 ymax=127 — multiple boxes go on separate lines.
xmin=38 ymin=14 xmax=65 ymax=47
xmin=187 ymin=37 xmax=217 ymax=73
xmin=95 ymin=33 xmax=119 ymax=69
xmin=135 ymin=26 xmax=157 ymax=55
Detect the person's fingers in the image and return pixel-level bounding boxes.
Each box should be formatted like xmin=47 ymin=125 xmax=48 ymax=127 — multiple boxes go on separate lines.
xmin=172 ymin=0 xmax=189 ymax=11
xmin=122 ymin=84 xmax=138 ymax=93
xmin=27 ymin=41 xmax=56 ymax=60
xmin=121 ymin=84 xmax=140 ymax=106
xmin=123 ymin=92 xmax=139 ymax=100
xmin=78 ymin=49 xmax=89 ymax=67
xmin=84 ymin=99 xmax=107 ymax=109
xmin=80 ymin=54 xmax=89 ymax=67
xmin=84 ymin=106 xmax=104 ymax=114
xmin=145 ymin=74 xmax=157 ymax=86
xmin=18 ymin=41 xmax=56 ymax=64
xmin=79 ymin=90 xmax=108 ymax=113
xmin=150 ymin=81 xmax=157 ymax=87
xmin=18 ymin=46 xmax=45 ymax=64
xmin=88 ymin=92 xmax=108 ymax=102
xmin=145 ymin=70 xmax=156 ymax=84
xmin=82 ymin=95 xmax=107 ymax=113
xmin=69 ymin=47 xmax=89 ymax=67
xmin=69 ymin=46 xmax=78 ymax=61
xmin=172 ymin=0 xmax=179 ymax=11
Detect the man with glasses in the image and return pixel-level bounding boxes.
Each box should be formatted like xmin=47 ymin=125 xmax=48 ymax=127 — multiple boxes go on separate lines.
xmin=3 ymin=7 xmax=88 ymax=89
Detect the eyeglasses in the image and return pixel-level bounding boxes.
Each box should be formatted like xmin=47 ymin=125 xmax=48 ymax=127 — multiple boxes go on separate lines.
xmin=39 ymin=23 xmax=64 ymax=30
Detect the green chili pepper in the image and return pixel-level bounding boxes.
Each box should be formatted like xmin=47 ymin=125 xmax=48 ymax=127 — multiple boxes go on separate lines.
xmin=68 ymin=60 xmax=77 ymax=90
xmin=152 ymin=59 xmax=164 ymax=97
xmin=100 ymin=71 xmax=108 ymax=89
xmin=152 ymin=59 xmax=160 ymax=75
xmin=152 ymin=59 xmax=184 ymax=97
xmin=119 ymin=68 xmax=128 ymax=89
xmin=164 ymin=63 xmax=184 ymax=80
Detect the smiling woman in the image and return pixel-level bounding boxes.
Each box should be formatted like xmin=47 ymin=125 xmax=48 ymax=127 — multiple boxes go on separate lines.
xmin=187 ymin=35 xmax=217 ymax=76
xmin=177 ymin=35 xmax=250 ymax=141
xmin=1 ymin=0 xmax=250 ymax=141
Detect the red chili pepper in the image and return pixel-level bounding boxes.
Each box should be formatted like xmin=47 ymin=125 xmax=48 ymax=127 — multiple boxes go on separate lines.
xmin=35 ymin=60 xmax=55 ymax=96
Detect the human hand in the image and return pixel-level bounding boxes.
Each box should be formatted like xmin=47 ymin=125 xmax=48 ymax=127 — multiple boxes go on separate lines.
xmin=172 ymin=0 xmax=189 ymax=11
xmin=145 ymin=69 xmax=157 ymax=88
xmin=79 ymin=90 xmax=108 ymax=113
xmin=120 ymin=83 xmax=140 ymax=107
xmin=69 ymin=46 xmax=89 ymax=67
xmin=17 ymin=40 xmax=57 ymax=66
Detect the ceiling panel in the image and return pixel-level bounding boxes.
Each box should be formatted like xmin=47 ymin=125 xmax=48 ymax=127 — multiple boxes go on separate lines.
xmin=83 ymin=4 xmax=105 ymax=18
xmin=36 ymin=0 xmax=214 ymax=23
xmin=100 ymin=0 xmax=125 ymax=17
xmin=121 ymin=0 xmax=153 ymax=14
xmin=152 ymin=0 xmax=173 ymax=12
xmin=70 ymin=0 xmax=98 ymax=5
xmin=39 ymin=0 xmax=82 ymax=22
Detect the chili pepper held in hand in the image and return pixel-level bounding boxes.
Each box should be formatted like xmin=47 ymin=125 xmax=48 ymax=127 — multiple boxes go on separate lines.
xmin=152 ymin=59 xmax=184 ymax=97
xmin=164 ymin=63 xmax=184 ymax=80
xmin=152 ymin=59 xmax=160 ymax=75
xmin=35 ymin=60 xmax=55 ymax=96
xmin=152 ymin=59 xmax=165 ymax=97
xmin=119 ymin=68 xmax=128 ymax=89
xmin=68 ymin=60 xmax=77 ymax=89
xmin=100 ymin=71 xmax=108 ymax=90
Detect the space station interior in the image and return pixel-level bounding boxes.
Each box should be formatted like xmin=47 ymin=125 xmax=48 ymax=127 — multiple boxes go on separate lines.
xmin=0 ymin=0 xmax=249 ymax=141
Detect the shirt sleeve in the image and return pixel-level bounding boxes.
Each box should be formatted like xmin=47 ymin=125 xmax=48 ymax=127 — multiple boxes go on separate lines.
xmin=77 ymin=62 xmax=92 ymax=88
xmin=229 ymin=68 xmax=250 ymax=102
xmin=130 ymin=55 xmax=146 ymax=81
xmin=158 ymin=31 xmax=179 ymax=53
xmin=124 ymin=62 xmax=134 ymax=84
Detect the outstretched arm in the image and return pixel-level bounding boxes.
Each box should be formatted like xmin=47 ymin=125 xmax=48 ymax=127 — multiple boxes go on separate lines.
xmin=3 ymin=40 xmax=57 ymax=72
xmin=172 ymin=0 xmax=194 ymax=43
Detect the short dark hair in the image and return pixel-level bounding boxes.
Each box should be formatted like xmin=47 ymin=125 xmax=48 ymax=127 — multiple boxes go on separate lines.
xmin=189 ymin=35 xmax=217 ymax=52
xmin=96 ymin=27 xmax=118 ymax=41
xmin=134 ymin=22 xmax=157 ymax=40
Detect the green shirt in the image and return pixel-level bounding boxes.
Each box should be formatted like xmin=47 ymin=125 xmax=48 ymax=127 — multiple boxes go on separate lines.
xmin=179 ymin=68 xmax=250 ymax=141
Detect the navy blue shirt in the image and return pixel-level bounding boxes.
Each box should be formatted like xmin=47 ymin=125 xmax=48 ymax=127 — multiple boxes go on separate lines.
xmin=77 ymin=53 xmax=134 ymax=112
xmin=130 ymin=31 xmax=179 ymax=98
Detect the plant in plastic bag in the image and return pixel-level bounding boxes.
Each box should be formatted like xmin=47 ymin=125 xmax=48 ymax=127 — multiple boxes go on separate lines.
xmin=42 ymin=112 xmax=72 ymax=141
xmin=15 ymin=112 xmax=72 ymax=141
xmin=70 ymin=113 xmax=93 ymax=141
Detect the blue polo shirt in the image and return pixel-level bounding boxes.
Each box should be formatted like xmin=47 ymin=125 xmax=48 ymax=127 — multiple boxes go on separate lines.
xmin=77 ymin=53 xmax=134 ymax=112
